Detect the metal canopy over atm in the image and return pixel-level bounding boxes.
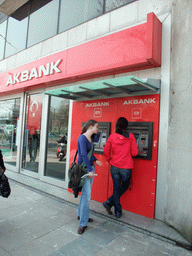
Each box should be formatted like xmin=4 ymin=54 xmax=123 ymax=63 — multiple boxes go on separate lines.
xmin=45 ymin=76 xmax=161 ymax=101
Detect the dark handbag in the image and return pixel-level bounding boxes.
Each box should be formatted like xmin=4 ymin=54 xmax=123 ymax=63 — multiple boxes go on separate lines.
xmin=68 ymin=151 xmax=87 ymax=188
xmin=0 ymin=173 xmax=11 ymax=198
xmin=68 ymin=144 xmax=93 ymax=197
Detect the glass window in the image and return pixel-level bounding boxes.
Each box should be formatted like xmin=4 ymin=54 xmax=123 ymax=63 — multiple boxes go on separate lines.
xmin=22 ymin=94 xmax=42 ymax=173
xmin=0 ymin=98 xmax=21 ymax=167
xmin=0 ymin=20 xmax=7 ymax=60
xmin=59 ymin=0 xmax=104 ymax=33
xmin=27 ymin=0 xmax=59 ymax=48
xmin=45 ymin=96 xmax=69 ymax=180
xmin=5 ymin=16 xmax=28 ymax=58
xmin=105 ymin=0 xmax=137 ymax=13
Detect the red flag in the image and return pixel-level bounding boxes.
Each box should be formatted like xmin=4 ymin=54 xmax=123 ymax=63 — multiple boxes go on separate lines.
xmin=27 ymin=94 xmax=42 ymax=134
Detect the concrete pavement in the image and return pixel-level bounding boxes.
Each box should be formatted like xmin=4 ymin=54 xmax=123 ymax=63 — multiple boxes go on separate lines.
xmin=0 ymin=178 xmax=192 ymax=256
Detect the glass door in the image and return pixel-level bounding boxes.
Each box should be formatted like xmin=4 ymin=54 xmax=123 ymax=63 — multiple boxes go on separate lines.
xmin=45 ymin=96 xmax=69 ymax=180
xmin=22 ymin=94 xmax=42 ymax=173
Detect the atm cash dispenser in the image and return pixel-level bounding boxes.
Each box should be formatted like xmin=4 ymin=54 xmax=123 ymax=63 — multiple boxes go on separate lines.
xmin=127 ymin=122 xmax=153 ymax=160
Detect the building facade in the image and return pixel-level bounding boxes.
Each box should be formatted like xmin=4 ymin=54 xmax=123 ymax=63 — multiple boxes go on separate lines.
xmin=0 ymin=0 xmax=191 ymax=243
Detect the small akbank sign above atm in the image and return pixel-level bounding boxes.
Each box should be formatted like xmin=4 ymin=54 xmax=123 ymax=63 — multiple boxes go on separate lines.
xmin=123 ymin=98 xmax=156 ymax=105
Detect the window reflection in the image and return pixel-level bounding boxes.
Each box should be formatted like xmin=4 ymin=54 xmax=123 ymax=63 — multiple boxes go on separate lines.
xmin=59 ymin=0 xmax=104 ymax=33
xmin=45 ymin=96 xmax=69 ymax=180
xmin=0 ymin=20 xmax=7 ymax=60
xmin=5 ymin=16 xmax=28 ymax=58
xmin=0 ymin=98 xmax=21 ymax=166
xmin=27 ymin=0 xmax=59 ymax=48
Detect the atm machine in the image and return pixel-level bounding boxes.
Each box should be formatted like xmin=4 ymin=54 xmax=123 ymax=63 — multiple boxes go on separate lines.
xmin=127 ymin=122 xmax=153 ymax=160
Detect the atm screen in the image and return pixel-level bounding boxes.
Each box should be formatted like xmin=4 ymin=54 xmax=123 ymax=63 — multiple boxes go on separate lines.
xmin=93 ymin=122 xmax=111 ymax=154
xmin=127 ymin=122 xmax=153 ymax=160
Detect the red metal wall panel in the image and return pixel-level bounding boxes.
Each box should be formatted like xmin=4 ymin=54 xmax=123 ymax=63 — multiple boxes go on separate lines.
xmin=70 ymin=94 xmax=160 ymax=219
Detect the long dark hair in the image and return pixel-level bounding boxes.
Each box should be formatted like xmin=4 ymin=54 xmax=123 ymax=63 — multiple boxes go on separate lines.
xmin=115 ymin=117 xmax=128 ymax=135
xmin=81 ymin=119 xmax=98 ymax=134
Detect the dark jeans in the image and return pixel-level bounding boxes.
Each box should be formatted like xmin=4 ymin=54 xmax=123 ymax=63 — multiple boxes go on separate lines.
xmin=106 ymin=165 xmax=132 ymax=214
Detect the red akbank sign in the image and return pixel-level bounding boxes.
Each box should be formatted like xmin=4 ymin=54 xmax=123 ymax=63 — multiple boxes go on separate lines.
xmin=0 ymin=51 xmax=66 ymax=94
xmin=0 ymin=12 xmax=162 ymax=95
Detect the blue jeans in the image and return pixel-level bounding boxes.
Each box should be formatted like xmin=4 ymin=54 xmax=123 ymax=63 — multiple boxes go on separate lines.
xmin=78 ymin=166 xmax=94 ymax=227
xmin=106 ymin=165 xmax=132 ymax=214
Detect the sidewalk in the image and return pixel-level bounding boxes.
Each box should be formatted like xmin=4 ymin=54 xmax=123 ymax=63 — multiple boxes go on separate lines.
xmin=0 ymin=170 xmax=191 ymax=256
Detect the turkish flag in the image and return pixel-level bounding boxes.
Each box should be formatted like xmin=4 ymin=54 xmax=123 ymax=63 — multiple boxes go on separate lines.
xmin=27 ymin=94 xmax=42 ymax=134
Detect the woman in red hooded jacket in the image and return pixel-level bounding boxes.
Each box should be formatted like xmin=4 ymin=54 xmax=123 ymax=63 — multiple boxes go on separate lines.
xmin=103 ymin=117 xmax=138 ymax=218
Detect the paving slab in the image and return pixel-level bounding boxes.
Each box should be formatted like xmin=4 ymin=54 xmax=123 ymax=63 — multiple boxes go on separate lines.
xmin=10 ymin=240 xmax=56 ymax=256
xmin=0 ymin=246 xmax=10 ymax=256
xmin=96 ymin=235 xmax=146 ymax=256
xmin=58 ymin=237 xmax=102 ymax=256
xmin=0 ymin=228 xmax=35 ymax=252
xmin=38 ymin=228 xmax=78 ymax=250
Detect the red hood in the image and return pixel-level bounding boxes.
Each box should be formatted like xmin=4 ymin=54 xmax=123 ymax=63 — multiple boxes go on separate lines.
xmin=110 ymin=133 xmax=131 ymax=146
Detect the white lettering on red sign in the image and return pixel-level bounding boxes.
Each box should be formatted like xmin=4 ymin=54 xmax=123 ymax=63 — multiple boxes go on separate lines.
xmin=20 ymin=70 xmax=29 ymax=82
xmin=85 ymin=102 xmax=109 ymax=107
xmin=13 ymin=72 xmax=21 ymax=84
xmin=123 ymin=98 xmax=155 ymax=105
xmin=6 ymin=59 xmax=62 ymax=86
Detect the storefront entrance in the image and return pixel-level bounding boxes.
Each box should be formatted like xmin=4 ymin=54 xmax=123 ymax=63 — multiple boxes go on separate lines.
xmin=21 ymin=93 xmax=70 ymax=181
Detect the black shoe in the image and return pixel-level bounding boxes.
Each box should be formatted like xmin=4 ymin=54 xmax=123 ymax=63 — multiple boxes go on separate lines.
xmin=78 ymin=226 xmax=87 ymax=234
xmin=115 ymin=212 xmax=122 ymax=218
xmin=77 ymin=217 xmax=93 ymax=222
xmin=103 ymin=202 xmax=113 ymax=215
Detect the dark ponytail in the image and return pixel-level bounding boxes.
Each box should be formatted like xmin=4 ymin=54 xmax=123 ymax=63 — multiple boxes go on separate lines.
xmin=115 ymin=117 xmax=128 ymax=135
xmin=81 ymin=119 xmax=98 ymax=134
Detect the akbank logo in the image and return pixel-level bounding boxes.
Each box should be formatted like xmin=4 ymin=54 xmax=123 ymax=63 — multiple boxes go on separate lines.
xmin=123 ymin=98 xmax=155 ymax=105
xmin=94 ymin=108 xmax=102 ymax=118
xmin=6 ymin=59 xmax=62 ymax=86
xmin=85 ymin=102 xmax=109 ymax=107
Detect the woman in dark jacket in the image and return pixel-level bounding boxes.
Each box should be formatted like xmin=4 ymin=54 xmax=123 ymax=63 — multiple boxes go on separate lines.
xmin=0 ymin=150 xmax=6 ymax=175
xmin=103 ymin=117 xmax=138 ymax=218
